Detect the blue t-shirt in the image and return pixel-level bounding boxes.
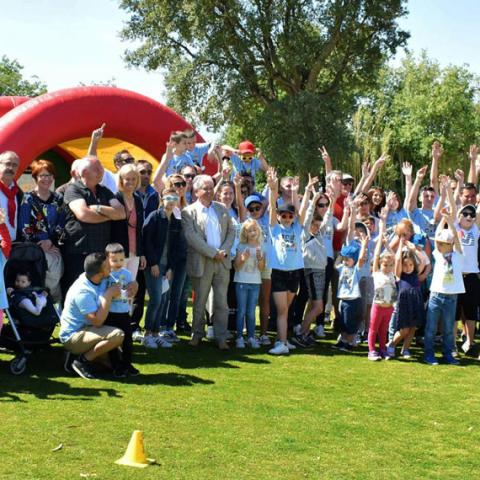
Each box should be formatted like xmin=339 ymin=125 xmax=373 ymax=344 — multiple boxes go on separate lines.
xmin=269 ymin=222 xmax=304 ymax=271
xmin=106 ymin=268 xmax=133 ymax=314
xmin=59 ymin=273 xmax=106 ymax=343
xmin=230 ymin=154 xmax=262 ymax=179
xmin=336 ymin=264 xmax=362 ymax=299
xmin=188 ymin=143 xmax=210 ymax=167
xmin=386 ymin=208 xmax=409 ymax=237
xmin=409 ymin=208 xmax=436 ymax=242
xmin=166 ymin=153 xmax=194 ymax=176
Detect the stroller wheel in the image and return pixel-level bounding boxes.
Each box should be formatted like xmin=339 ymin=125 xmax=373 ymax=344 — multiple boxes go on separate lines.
xmin=10 ymin=356 xmax=27 ymax=375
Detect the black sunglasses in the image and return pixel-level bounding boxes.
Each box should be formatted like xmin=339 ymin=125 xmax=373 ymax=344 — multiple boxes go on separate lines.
xmin=280 ymin=213 xmax=294 ymax=219
xmin=461 ymin=211 xmax=476 ymax=218
xmin=316 ymin=202 xmax=329 ymax=208
xmin=173 ymin=181 xmax=187 ymax=188
xmin=183 ymin=174 xmax=195 ymax=179
xmin=248 ymin=206 xmax=262 ymax=213
xmin=119 ymin=157 xmax=135 ymax=164
xmin=139 ymin=169 xmax=152 ymax=175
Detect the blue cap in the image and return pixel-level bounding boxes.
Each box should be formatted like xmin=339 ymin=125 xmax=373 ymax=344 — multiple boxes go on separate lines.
xmin=340 ymin=243 xmax=360 ymax=263
xmin=245 ymin=193 xmax=264 ymax=208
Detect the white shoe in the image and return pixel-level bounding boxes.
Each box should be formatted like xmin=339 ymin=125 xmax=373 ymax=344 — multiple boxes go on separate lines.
xmin=314 ymin=325 xmax=326 ymax=338
xmin=247 ymin=337 xmax=261 ymax=349
xmin=143 ymin=335 xmax=158 ymax=350
xmin=259 ymin=335 xmax=271 ymax=346
xmin=293 ymin=324 xmax=302 ymax=336
xmin=236 ymin=337 xmax=245 ymax=349
xmin=154 ymin=336 xmax=173 ymax=348
xmin=162 ymin=329 xmax=180 ymax=343
xmin=132 ymin=329 xmax=144 ymax=343
xmin=206 ymin=326 xmax=215 ymax=340
xmin=268 ymin=341 xmax=289 ymax=355
xmin=286 ymin=340 xmax=297 ymax=351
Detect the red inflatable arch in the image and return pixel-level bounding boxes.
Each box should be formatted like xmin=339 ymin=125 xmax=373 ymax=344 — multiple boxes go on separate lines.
xmin=0 ymin=86 xmax=213 ymax=176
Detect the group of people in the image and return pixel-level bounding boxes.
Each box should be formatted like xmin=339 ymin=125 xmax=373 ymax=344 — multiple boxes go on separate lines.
xmin=1 ymin=126 xmax=479 ymax=379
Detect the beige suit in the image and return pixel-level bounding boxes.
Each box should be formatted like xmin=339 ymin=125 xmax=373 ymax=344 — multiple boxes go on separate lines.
xmin=181 ymin=201 xmax=235 ymax=341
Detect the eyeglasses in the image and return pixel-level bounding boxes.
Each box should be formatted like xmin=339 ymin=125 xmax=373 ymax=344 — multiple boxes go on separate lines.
xmin=316 ymin=202 xmax=329 ymax=208
xmin=173 ymin=181 xmax=187 ymax=188
xmin=37 ymin=174 xmax=53 ymax=179
xmin=183 ymin=174 xmax=195 ymax=179
xmin=139 ymin=169 xmax=152 ymax=175
xmin=279 ymin=213 xmax=294 ymax=220
xmin=248 ymin=206 xmax=262 ymax=213
xmin=461 ymin=211 xmax=476 ymax=219
xmin=240 ymin=154 xmax=253 ymax=161
xmin=0 ymin=162 xmax=19 ymax=169
xmin=163 ymin=195 xmax=179 ymax=202
xmin=119 ymin=157 xmax=135 ymax=164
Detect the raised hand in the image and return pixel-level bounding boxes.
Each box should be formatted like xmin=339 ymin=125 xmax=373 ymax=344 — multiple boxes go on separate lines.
xmin=319 ymin=145 xmax=331 ymax=164
xmin=256 ymin=148 xmax=265 ymax=161
xmin=379 ymin=206 xmax=389 ymax=222
xmin=469 ymin=144 xmax=478 ymax=162
xmin=416 ymin=165 xmax=428 ymax=180
xmin=306 ymin=173 xmax=319 ymax=192
xmin=454 ymin=169 xmax=464 ymax=182
xmin=91 ymin=123 xmax=106 ymax=142
xmin=374 ymin=153 xmax=388 ymax=169
xmin=401 ymin=162 xmax=412 ymax=177
xmin=291 ymin=176 xmax=300 ymax=193
xmin=361 ymin=161 xmax=371 ymax=177
xmin=432 ymin=141 xmax=443 ymax=161
xmin=266 ymin=167 xmax=278 ymax=191
xmin=385 ymin=191 xmax=396 ymax=210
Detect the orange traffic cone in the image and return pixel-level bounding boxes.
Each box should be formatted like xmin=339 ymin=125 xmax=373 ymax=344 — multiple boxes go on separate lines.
xmin=115 ymin=430 xmax=155 ymax=468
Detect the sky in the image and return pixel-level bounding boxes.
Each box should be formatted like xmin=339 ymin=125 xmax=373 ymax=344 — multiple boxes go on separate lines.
xmin=0 ymin=0 xmax=479 ymax=109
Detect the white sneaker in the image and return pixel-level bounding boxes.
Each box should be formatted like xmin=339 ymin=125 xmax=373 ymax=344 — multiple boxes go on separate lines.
xmin=236 ymin=337 xmax=245 ymax=349
xmin=286 ymin=340 xmax=297 ymax=351
xmin=132 ymin=329 xmax=144 ymax=343
xmin=154 ymin=336 xmax=173 ymax=348
xmin=259 ymin=335 xmax=271 ymax=346
xmin=268 ymin=341 xmax=289 ymax=355
xmin=162 ymin=329 xmax=180 ymax=343
xmin=143 ymin=335 xmax=158 ymax=350
xmin=314 ymin=325 xmax=326 ymax=338
xmin=293 ymin=324 xmax=302 ymax=336
xmin=206 ymin=326 xmax=215 ymax=340
xmin=247 ymin=337 xmax=261 ymax=349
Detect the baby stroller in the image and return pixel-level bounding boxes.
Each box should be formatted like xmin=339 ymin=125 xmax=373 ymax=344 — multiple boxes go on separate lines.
xmin=0 ymin=242 xmax=60 ymax=374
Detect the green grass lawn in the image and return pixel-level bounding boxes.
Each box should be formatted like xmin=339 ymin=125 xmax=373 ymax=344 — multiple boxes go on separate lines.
xmin=1 ymin=326 xmax=480 ymax=480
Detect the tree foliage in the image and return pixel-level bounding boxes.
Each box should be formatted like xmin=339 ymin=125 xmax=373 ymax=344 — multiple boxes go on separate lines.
xmin=120 ymin=0 xmax=409 ymax=175
xmin=0 ymin=55 xmax=47 ymax=97
xmin=353 ymin=52 xmax=480 ymax=188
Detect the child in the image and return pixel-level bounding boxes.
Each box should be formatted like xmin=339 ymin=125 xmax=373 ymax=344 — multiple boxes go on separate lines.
xmin=184 ymin=129 xmax=212 ymax=169
xmin=386 ymin=238 xmax=424 ymax=359
xmin=164 ymin=131 xmax=194 ymax=177
xmin=368 ymin=207 xmax=397 ymax=360
xmin=7 ymin=272 xmax=48 ymax=316
xmin=334 ymin=238 xmax=368 ymax=351
xmin=233 ymin=219 xmax=266 ymax=349
xmin=424 ymin=210 xmax=464 ymax=365
xmin=229 ymin=141 xmax=269 ymax=182
xmin=104 ymin=243 xmax=139 ymax=377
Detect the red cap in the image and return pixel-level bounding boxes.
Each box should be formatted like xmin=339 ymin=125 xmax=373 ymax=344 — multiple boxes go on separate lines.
xmin=238 ymin=140 xmax=255 ymax=155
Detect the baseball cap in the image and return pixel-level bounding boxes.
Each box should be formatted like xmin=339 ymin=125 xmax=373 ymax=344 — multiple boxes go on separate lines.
xmin=340 ymin=243 xmax=360 ymax=263
xmin=276 ymin=203 xmax=296 ymax=214
xmin=354 ymin=221 xmax=368 ymax=236
xmin=342 ymin=173 xmax=354 ymax=182
xmin=245 ymin=194 xmax=264 ymax=208
xmin=238 ymin=140 xmax=255 ymax=155
xmin=435 ymin=229 xmax=454 ymax=243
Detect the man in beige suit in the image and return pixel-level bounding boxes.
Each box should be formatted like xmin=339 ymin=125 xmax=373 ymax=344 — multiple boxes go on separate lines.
xmin=181 ymin=175 xmax=235 ymax=349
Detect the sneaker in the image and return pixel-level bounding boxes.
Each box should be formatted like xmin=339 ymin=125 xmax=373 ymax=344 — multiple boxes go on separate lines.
xmin=236 ymin=337 xmax=245 ymax=349
xmin=339 ymin=342 xmax=353 ymax=352
xmin=290 ymin=334 xmax=309 ymax=348
xmin=72 ymin=359 xmax=96 ymax=380
xmin=126 ymin=364 xmax=140 ymax=376
xmin=206 ymin=326 xmax=215 ymax=340
xmin=352 ymin=334 xmax=361 ymax=347
xmin=368 ymin=351 xmax=381 ymax=361
xmin=162 ymin=329 xmax=180 ymax=343
xmin=443 ymin=355 xmax=460 ymax=365
xmin=314 ymin=325 xmax=326 ymax=338
xmin=143 ymin=335 xmax=158 ymax=350
xmin=400 ymin=349 xmax=411 ymax=359
xmin=293 ymin=324 xmax=302 ymax=336
xmin=286 ymin=340 xmax=297 ymax=351
xmin=247 ymin=337 xmax=261 ymax=349
xmin=462 ymin=341 xmax=478 ymax=357
xmin=113 ymin=367 xmax=128 ymax=378
xmin=424 ymin=355 xmax=439 ymax=366
xmin=386 ymin=345 xmax=395 ymax=358
xmin=303 ymin=334 xmax=317 ymax=347
xmin=268 ymin=341 xmax=289 ymax=355
xmin=332 ymin=340 xmax=345 ymax=350
xmin=154 ymin=336 xmax=173 ymax=348
xmin=452 ymin=347 xmax=459 ymax=358
xmin=64 ymin=351 xmax=74 ymax=373
xmin=259 ymin=335 xmax=271 ymax=346
xmin=132 ymin=329 xmax=144 ymax=343
xmin=176 ymin=322 xmax=192 ymax=334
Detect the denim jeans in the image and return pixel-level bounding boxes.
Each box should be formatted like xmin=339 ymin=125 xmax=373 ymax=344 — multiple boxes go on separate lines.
xmin=161 ymin=263 xmax=187 ymax=330
xmin=235 ymin=282 xmax=260 ymax=338
xmin=144 ymin=264 xmax=168 ymax=332
xmin=424 ymin=292 xmax=458 ymax=358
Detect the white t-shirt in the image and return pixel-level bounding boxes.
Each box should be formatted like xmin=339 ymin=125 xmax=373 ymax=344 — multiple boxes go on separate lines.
xmin=430 ymin=249 xmax=465 ymax=294
xmin=101 ymin=169 xmax=117 ymax=194
xmin=372 ymin=271 xmax=397 ymax=305
xmin=234 ymin=243 xmax=263 ymax=284
xmin=455 ymin=222 xmax=479 ymax=273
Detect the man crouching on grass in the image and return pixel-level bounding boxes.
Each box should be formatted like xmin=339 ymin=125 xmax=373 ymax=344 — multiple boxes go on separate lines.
xmin=59 ymin=252 xmax=126 ymax=380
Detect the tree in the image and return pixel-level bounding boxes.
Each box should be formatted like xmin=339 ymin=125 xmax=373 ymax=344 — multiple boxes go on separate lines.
xmin=353 ymin=52 xmax=480 ymax=189
xmin=0 ymin=55 xmax=47 ymax=96
xmin=119 ymin=0 xmax=409 ymax=176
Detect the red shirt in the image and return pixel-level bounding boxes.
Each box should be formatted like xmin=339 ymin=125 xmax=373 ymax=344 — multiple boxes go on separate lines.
xmin=332 ymin=194 xmax=347 ymax=252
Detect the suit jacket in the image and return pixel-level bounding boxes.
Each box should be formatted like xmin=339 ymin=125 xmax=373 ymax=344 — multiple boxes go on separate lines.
xmin=181 ymin=201 xmax=234 ymax=277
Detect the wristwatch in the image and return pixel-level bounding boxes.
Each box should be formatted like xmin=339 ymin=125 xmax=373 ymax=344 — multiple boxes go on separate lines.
xmin=95 ymin=204 xmax=101 ymax=214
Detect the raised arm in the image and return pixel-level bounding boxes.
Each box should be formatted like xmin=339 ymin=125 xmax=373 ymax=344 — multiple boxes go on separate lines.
xmin=395 ymin=238 xmax=404 ymax=280
xmin=434 ymin=175 xmax=448 ymax=223
xmin=357 ymin=233 xmax=368 ymax=269
xmin=346 ymin=201 xmax=356 ymax=243
xmin=87 ymin=123 xmax=106 ymax=156
xmin=430 ymin=141 xmax=442 ymax=194
xmin=256 ymin=148 xmax=270 ymax=172
xmin=407 ymin=165 xmax=428 ymax=212
xmin=373 ymin=207 xmax=388 ymax=273
xmin=353 ymin=161 xmax=370 ymax=196
xmin=299 ymin=174 xmax=318 ymax=227
xmin=361 ymin=153 xmax=387 ymax=193
xmin=468 ymin=144 xmax=478 ymax=185
xmin=453 ymin=169 xmax=464 ymax=206
xmin=401 ymin=162 xmax=412 ymax=210
xmin=233 ymin=173 xmax=247 ymax=222
xmin=319 ymin=146 xmax=332 ymax=176
xmin=153 ymin=141 xmax=174 ymax=193
xmin=267 ymin=167 xmax=279 ymax=227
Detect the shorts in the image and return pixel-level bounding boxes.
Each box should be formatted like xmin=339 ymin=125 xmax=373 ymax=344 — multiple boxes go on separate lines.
xmin=271 ymin=269 xmax=301 ymax=293
xmin=456 ymin=273 xmax=480 ymax=321
xmin=304 ymin=269 xmax=326 ymax=301
xmin=261 ymin=268 xmax=272 ymax=281
xmin=339 ymin=298 xmax=362 ymax=335
xmin=63 ymin=325 xmax=124 ymax=355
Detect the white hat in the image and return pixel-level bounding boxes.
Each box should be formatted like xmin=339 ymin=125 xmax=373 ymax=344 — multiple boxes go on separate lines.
xmin=435 ymin=229 xmax=454 ymax=243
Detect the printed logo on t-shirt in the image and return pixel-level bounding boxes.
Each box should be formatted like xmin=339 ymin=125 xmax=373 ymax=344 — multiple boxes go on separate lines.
xmin=340 ymin=267 xmax=354 ymax=290
xmin=459 ymin=229 xmax=475 ymax=247
xmin=441 ymin=252 xmax=454 ymax=285
xmin=281 ymin=232 xmax=297 ymax=252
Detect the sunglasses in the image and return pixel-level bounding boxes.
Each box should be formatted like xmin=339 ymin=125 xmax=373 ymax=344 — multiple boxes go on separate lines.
xmin=316 ymin=202 xmax=329 ymax=208
xmin=342 ymin=180 xmax=354 ymax=185
xmin=139 ymin=169 xmax=152 ymax=175
xmin=248 ymin=205 xmax=262 ymax=213
xmin=279 ymin=213 xmax=294 ymax=220
xmin=183 ymin=174 xmax=195 ymax=179
xmin=164 ymin=195 xmax=179 ymax=202
xmin=461 ymin=211 xmax=476 ymax=219
xmin=240 ymin=154 xmax=253 ymax=161
xmin=173 ymin=181 xmax=187 ymax=188
xmin=119 ymin=157 xmax=135 ymax=164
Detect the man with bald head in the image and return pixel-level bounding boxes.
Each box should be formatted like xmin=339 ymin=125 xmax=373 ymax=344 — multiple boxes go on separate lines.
xmin=61 ymin=155 xmax=126 ymax=296
xmin=0 ymin=151 xmax=23 ymax=241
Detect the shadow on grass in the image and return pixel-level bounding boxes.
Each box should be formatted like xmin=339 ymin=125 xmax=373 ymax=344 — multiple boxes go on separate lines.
xmin=124 ymin=371 xmax=215 ymax=386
